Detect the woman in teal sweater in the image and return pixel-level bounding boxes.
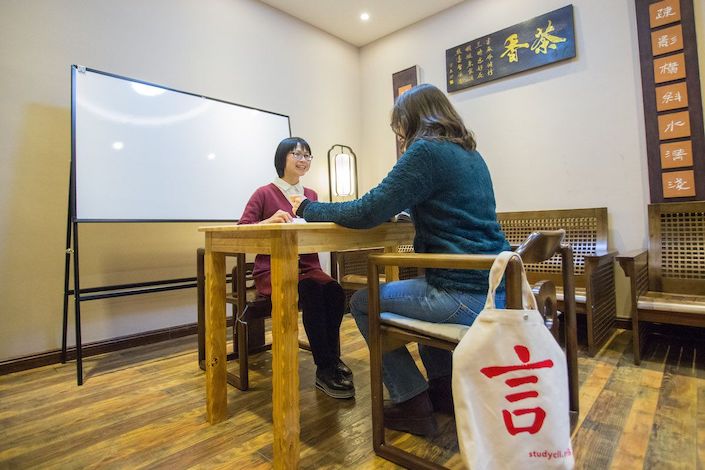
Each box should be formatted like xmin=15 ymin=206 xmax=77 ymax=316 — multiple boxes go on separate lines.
xmin=295 ymin=83 xmax=509 ymax=435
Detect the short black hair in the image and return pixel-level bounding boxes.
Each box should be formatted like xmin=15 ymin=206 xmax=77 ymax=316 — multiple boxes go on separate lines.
xmin=274 ymin=137 xmax=311 ymax=177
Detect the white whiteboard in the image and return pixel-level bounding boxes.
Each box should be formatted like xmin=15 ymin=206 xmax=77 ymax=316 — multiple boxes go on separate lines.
xmin=72 ymin=67 xmax=291 ymax=221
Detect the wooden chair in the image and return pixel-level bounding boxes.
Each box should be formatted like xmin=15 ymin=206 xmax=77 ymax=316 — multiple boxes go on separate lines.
xmin=617 ymin=202 xmax=705 ymax=365
xmin=498 ymin=207 xmax=617 ymax=356
xmin=367 ymin=231 xmax=579 ymax=469
xmin=196 ymin=249 xmax=311 ymax=390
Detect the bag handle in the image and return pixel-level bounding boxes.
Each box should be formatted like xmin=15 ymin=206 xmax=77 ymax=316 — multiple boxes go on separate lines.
xmin=484 ymin=251 xmax=537 ymax=310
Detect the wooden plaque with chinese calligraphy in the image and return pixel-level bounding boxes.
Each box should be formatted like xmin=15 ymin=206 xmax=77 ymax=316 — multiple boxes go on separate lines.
xmin=445 ymin=5 xmax=575 ymax=92
xmin=636 ymin=0 xmax=705 ymax=202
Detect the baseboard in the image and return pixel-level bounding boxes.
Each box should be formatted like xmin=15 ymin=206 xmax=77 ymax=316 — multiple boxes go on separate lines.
xmin=615 ymin=317 xmax=632 ymax=330
xmin=0 ymin=318 xmax=232 ymax=376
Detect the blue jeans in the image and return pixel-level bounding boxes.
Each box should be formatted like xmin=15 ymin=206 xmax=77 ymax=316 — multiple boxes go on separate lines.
xmin=350 ymin=278 xmax=505 ymax=403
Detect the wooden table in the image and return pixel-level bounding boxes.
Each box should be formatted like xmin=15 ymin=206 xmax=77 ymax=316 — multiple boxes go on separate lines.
xmin=199 ymin=222 xmax=414 ymax=469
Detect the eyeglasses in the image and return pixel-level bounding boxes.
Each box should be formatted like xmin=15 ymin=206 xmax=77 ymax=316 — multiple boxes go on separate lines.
xmin=290 ymin=151 xmax=313 ymax=161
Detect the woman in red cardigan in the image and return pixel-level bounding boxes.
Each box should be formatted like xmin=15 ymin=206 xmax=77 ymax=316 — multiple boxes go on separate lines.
xmin=238 ymin=137 xmax=354 ymax=399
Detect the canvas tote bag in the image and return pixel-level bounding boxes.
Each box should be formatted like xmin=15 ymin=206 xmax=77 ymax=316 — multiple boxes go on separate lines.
xmin=452 ymin=251 xmax=574 ymax=469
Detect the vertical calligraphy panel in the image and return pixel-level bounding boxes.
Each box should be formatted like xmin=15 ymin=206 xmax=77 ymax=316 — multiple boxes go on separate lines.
xmin=636 ymin=0 xmax=705 ymax=202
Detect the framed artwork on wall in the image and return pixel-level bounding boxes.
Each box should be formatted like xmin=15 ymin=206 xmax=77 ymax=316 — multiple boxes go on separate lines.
xmin=392 ymin=65 xmax=419 ymax=159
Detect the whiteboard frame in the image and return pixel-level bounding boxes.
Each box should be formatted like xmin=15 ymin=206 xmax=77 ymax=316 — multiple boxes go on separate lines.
xmin=70 ymin=65 xmax=292 ymax=223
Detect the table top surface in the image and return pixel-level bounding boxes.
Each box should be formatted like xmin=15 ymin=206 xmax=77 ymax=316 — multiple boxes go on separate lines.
xmin=198 ymin=221 xmax=411 ymax=232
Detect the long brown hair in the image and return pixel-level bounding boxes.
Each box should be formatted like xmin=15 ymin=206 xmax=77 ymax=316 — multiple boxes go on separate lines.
xmin=390 ymin=83 xmax=476 ymax=152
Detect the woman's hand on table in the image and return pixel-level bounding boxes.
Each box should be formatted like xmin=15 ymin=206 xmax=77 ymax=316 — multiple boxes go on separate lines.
xmin=261 ymin=209 xmax=293 ymax=224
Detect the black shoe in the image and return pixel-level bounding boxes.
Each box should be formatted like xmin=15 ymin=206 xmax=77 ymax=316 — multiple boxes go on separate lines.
xmin=336 ymin=359 xmax=353 ymax=380
xmin=383 ymin=391 xmax=437 ymax=436
xmin=428 ymin=375 xmax=454 ymax=415
xmin=315 ymin=367 xmax=355 ymax=399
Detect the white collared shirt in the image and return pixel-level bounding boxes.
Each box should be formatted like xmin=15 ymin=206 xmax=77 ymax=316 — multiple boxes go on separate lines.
xmin=273 ymin=177 xmax=304 ymax=202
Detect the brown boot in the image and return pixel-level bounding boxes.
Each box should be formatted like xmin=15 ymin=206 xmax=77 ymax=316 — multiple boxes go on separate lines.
xmin=383 ymin=390 xmax=437 ymax=436
xmin=428 ymin=375 xmax=454 ymax=415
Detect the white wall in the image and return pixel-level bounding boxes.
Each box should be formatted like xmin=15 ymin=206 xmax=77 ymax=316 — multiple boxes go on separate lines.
xmin=0 ymin=0 xmax=360 ymax=361
xmin=359 ymin=0 xmax=705 ymax=317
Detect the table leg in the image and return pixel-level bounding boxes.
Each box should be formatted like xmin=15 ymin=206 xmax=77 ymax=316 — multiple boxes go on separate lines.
xmin=384 ymin=244 xmax=400 ymax=281
xmin=270 ymin=231 xmax=300 ymax=469
xmin=205 ymin=248 xmax=227 ymax=424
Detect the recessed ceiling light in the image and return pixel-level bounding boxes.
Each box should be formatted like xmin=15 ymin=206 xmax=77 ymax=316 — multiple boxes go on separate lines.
xmin=360 ymin=12 xmax=370 ymax=21
xmin=112 ymin=141 xmax=124 ymax=150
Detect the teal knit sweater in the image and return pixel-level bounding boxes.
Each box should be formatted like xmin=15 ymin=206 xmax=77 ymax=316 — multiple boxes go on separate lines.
xmin=301 ymin=139 xmax=509 ymax=293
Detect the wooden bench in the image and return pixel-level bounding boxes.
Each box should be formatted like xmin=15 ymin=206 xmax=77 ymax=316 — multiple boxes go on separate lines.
xmin=617 ymin=202 xmax=705 ymax=365
xmin=333 ymin=207 xmax=617 ymax=356
xmin=497 ymin=208 xmax=617 ymax=356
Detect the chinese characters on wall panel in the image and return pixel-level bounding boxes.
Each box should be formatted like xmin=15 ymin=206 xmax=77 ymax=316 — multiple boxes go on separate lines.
xmin=445 ymin=5 xmax=576 ymax=92
xmin=636 ymin=0 xmax=705 ymax=202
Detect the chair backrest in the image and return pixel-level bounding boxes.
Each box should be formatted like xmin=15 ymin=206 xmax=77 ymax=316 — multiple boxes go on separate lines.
xmin=514 ymin=230 xmax=565 ymax=263
xmin=648 ymin=202 xmax=705 ymax=295
xmin=498 ymin=207 xmax=608 ymax=287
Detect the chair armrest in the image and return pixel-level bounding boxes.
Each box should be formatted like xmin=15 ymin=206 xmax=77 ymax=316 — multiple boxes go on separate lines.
xmin=365 ymin=253 xmax=525 ymax=352
xmin=616 ymin=249 xmax=649 ymax=302
xmin=583 ymin=251 xmax=618 ymax=287
xmin=368 ymin=253 xmax=501 ymax=270
xmin=616 ymin=249 xmax=648 ymax=278
xmin=366 ymin=253 xmax=524 ymax=309
xmin=584 ymin=249 xmax=618 ymax=265
xmin=616 ymin=249 xmax=648 ymax=264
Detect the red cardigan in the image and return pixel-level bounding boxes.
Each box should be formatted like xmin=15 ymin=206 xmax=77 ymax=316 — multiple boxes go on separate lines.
xmin=238 ymin=183 xmax=334 ymax=296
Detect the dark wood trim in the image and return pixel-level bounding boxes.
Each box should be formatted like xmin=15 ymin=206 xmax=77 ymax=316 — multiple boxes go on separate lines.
xmin=0 ymin=318 xmax=234 ymax=376
xmin=615 ymin=317 xmax=633 ymax=330
xmin=636 ymin=0 xmax=705 ymax=202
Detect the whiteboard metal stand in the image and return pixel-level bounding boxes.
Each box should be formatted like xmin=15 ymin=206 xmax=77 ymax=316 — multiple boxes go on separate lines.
xmin=61 ymin=67 xmax=85 ymax=384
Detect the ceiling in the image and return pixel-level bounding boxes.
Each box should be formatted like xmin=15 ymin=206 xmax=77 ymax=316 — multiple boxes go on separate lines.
xmin=257 ymin=0 xmax=466 ymax=47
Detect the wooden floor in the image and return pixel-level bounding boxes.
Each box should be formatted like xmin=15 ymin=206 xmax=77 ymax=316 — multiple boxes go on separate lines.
xmin=1 ymin=317 xmax=704 ymax=469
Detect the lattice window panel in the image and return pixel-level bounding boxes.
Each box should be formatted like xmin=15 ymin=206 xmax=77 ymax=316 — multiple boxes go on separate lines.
xmin=499 ymin=217 xmax=599 ymax=275
xmin=340 ymin=249 xmax=382 ymax=276
xmin=660 ymin=211 xmax=705 ymax=280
